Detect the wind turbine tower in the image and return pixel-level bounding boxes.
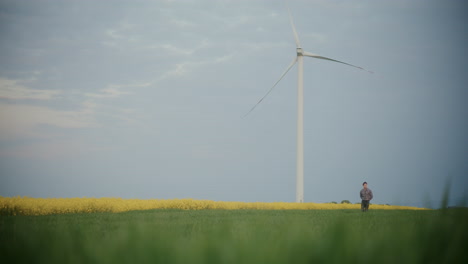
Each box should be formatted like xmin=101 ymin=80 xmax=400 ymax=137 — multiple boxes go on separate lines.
xmin=244 ymin=3 xmax=371 ymax=203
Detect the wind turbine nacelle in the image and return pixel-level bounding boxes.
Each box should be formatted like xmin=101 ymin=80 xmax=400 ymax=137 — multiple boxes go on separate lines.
xmin=296 ymin=48 xmax=303 ymax=56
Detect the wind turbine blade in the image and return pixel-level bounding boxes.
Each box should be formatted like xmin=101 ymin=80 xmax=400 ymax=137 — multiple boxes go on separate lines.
xmin=243 ymin=57 xmax=298 ymax=118
xmin=303 ymin=51 xmax=373 ymax=73
xmin=286 ymin=1 xmax=301 ymax=48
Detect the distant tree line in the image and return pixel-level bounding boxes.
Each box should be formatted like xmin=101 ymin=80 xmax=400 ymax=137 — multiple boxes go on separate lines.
xmin=328 ymin=200 xmax=390 ymax=205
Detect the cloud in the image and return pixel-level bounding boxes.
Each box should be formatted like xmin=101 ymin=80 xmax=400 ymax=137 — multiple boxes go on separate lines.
xmin=85 ymin=86 xmax=131 ymax=99
xmin=0 ymin=102 xmax=96 ymax=140
xmin=157 ymin=54 xmax=234 ymax=81
xmin=0 ymin=139 xmax=85 ymax=160
xmin=0 ymin=77 xmax=147 ymax=144
xmin=239 ymin=41 xmax=290 ymax=51
xmin=145 ymin=40 xmax=210 ymax=56
xmin=0 ymin=77 xmax=96 ymax=141
xmin=302 ymin=33 xmax=328 ymax=43
xmin=0 ymin=77 xmax=60 ymax=100
xmin=101 ymin=21 xmax=141 ymax=48
xmin=223 ymin=15 xmax=251 ymax=28
xmin=169 ymin=18 xmax=197 ymax=29
xmin=81 ymin=81 xmax=152 ymax=126
xmin=86 ymin=81 xmax=152 ymax=99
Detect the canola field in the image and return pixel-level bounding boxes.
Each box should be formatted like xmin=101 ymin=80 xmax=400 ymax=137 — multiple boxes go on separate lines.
xmin=0 ymin=196 xmax=425 ymax=216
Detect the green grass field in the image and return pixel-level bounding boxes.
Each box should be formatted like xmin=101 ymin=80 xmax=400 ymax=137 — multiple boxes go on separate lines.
xmin=1 ymin=209 xmax=467 ymax=263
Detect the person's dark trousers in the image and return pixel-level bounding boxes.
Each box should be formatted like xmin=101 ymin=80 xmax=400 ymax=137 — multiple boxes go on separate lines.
xmin=361 ymin=200 xmax=370 ymax=212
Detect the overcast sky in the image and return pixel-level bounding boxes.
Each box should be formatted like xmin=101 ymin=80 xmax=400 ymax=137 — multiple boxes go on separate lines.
xmin=1 ymin=0 xmax=467 ymax=208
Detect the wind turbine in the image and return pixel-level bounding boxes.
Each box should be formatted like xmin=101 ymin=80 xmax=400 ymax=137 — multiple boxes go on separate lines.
xmin=244 ymin=3 xmax=372 ymax=203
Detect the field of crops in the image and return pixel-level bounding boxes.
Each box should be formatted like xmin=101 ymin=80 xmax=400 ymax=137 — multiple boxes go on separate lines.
xmin=0 ymin=197 xmax=425 ymax=215
xmin=1 ymin=202 xmax=467 ymax=263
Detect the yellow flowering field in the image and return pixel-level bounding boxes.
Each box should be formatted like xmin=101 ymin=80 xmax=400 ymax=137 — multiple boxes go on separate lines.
xmin=0 ymin=196 xmax=427 ymax=216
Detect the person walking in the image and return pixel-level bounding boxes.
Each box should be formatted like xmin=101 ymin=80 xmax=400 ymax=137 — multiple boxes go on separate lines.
xmin=360 ymin=182 xmax=373 ymax=212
